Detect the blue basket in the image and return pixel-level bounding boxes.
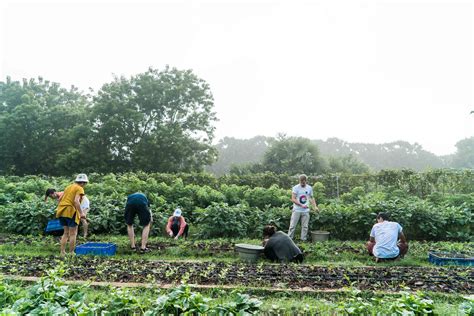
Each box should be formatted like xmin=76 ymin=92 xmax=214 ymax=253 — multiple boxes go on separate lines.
xmin=75 ymin=242 xmax=117 ymax=256
xmin=45 ymin=219 xmax=64 ymax=235
xmin=428 ymin=251 xmax=474 ymax=266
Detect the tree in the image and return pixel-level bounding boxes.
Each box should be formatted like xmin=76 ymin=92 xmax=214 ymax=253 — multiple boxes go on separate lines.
xmin=0 ymin=77 xmax=90 ymax=175
xmin=90 ymin=66 xmax=217 ymax=172
xmin=328 ymin=154 xmax=371 ymax=174
xmin=262 ymin=136 xmax=326 ymax=175
xmin=208 ymin=136 xmax=272 ymax=175
xmin=451 ymin=137 xmax=474 ymax=169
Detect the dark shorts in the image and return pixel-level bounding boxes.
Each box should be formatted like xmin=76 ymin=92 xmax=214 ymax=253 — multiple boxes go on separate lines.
xmin=125 ymin=203 xmax=151 ymax=226
xmin=59 ymin=217 xmax=77 ymax=228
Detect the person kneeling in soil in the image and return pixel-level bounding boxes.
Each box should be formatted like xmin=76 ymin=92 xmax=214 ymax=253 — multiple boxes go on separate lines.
xmin=55 ymin=174 xmax=88 ymax=257
xmin=263 ymin=225 xmax=304 ymax=263
xmin=367 ymin=212 xmax=408 ymax=262
xmin=125 ymin=192 xmax=153 ymax=253
xmin=166 ymin=208 xmax=189 ymax=240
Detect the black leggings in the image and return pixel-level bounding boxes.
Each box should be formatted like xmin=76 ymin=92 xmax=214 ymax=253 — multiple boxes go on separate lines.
xmin=171 ymin=223 xmax=189 ymax=238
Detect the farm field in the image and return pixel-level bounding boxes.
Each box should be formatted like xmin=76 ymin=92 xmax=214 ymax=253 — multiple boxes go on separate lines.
xmin=0 ymin=171 xmax=473 ymax=314
xmin=0 ymin=234 xmax=473 ymax=314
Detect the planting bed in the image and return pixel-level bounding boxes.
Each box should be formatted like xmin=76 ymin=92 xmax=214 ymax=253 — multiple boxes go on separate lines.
xmin=0 ymin=255 xmax=472 ymax=293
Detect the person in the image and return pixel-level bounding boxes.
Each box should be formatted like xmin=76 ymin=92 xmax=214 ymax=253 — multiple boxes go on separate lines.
xmin=125 ymin=192 xmax=152 ymax=253
xmin=288 ymin=174 xmax=319 ymax=241
xmin=367 ymin=213 xmax=409 ymax=262
xmin=263 ymin=225 xmax=304 ymax=263
xmin=45 ymin=188 xmax=63 ymax=202
xmin=166 ymin=208 xmax=189 ymax=240
xmin=79 ymin=195 xmax=90 ymax=239
xmin=55 ymin=173 xmax=88 ymax=257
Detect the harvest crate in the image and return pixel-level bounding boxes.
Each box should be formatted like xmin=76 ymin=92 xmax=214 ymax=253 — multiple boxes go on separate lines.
xmin=75 ymin=242 xmax=117 ymax=256
xmin=428 ymin=251 xmax=474 ymax=266
xmin=44 ymin=219 xmax=64 ymax=236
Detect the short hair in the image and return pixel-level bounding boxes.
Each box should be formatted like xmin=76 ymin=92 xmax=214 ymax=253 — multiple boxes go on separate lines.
xmin=263 ymin=225 xmax=277 ymax=238
xmin=299 ymin=174 xmax=307 ymax=181
xmin=376 ymin=212 xmax=390 ymax=221
xmin=45 ymin=188 xmax=56 ymax=198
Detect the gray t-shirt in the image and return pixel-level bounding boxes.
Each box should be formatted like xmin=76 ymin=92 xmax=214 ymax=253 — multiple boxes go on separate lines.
xmin=370 ymin=221 xmax=403 ymax=258
xmin=264 ymin=231 xmax=303 ymax=262
xmin=292 ymin=184 xmax=313 ymax=212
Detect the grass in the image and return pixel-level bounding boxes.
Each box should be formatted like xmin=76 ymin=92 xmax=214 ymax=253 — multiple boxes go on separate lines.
xmin=1 ymin=234 xmax=472 ymax=267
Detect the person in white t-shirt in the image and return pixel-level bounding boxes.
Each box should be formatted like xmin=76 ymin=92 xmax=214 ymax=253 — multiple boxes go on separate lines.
xmin=288 ymin=174 xmax=319 ymax=241
xmin=79 ymin=195 xmax=90 ymax=238
xmin=367 ymin=213 xmax=408 ymax=262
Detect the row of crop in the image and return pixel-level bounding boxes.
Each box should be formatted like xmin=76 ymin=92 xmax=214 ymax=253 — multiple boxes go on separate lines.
xmin=0 ymin=265 xmax=262 ymax=315
xmin=1 ymin=188 xmax=472 ymax=241
xmin=1 ymin=169 xmax=473 ymax=200
xmin=3 ymin=265 xmax=472 ymax=315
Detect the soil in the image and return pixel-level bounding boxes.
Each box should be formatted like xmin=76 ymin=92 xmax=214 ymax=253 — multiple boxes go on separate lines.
xmin=0 ymin=254 xmax=472 ymax=293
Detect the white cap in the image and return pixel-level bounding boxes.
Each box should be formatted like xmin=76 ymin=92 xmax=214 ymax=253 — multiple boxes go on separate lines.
xmin=75 ymin=173 xmax=89 ymax=183
xmin=173 ymin=208 xmax=182 ymax=217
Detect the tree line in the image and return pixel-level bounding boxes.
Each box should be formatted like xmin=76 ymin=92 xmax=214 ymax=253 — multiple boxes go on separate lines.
xmin=208 ymin=135 xmax=474 ymax=175
xmin=0 ymin=67 xmax=217 ymax=175
xmin=1 ymin=69 xmax=472 ymax=176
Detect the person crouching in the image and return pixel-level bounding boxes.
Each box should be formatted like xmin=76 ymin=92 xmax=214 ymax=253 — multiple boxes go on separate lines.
xmin=263 ymin=225 xmax=304 ymax=263
xmin=166 ymin=208 xmax=189 ymax=240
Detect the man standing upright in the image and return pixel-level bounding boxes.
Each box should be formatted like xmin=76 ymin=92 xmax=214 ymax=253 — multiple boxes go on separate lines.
xmin=288 ymin=174 xmax=319 ymax=241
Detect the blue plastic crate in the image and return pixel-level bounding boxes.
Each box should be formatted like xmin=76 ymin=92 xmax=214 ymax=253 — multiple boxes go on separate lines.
xmin=45 ymin=219 xmax=64 ymax=235
xmin=428 ymin=251 xmax=474 ymax=266
xmin=75 ymin=242 xmax=117 ymax=256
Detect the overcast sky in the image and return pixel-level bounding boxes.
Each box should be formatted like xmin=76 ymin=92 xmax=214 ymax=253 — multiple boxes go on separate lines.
xmin=0 ymin=0 xmax=472 ymax=155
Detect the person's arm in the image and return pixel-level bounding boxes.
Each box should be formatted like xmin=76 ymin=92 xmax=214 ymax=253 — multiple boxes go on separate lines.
xmin=398 ymin=231 xmax=407 ymax=244
xmin=166 ymin=217 xmax=173 ymax=235
xmin=369 ymin=226 xmax=376 ymax=242
xmin=75 ymin=194 xmax=85 ymax=218
xmin=310 ymin=197 xmax=318 ymax=212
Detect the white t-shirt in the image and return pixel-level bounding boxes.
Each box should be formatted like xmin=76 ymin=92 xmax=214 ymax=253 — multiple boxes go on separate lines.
xmin=370 ymin=221 xmax=403 ymax=258
xmin=292 ymin=184 xmax=313 ymax=212
xmin=80 ymin=196 xmax=90 ymax=213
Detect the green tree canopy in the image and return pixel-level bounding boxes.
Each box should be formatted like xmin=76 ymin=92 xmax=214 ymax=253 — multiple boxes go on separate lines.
xmin=0 ymin=77 xmax=90 ymax=175
xmin=91 ymin=66 xmax=218 ymax=172
xmin=452 ymin=137 xmax=474 ymax=169
xmin=262 ymin=136 xmax=326 ymax=175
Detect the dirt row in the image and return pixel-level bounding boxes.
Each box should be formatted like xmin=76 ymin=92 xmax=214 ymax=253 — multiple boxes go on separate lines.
xmin=0 ymin=255 xmax=472 ymax=293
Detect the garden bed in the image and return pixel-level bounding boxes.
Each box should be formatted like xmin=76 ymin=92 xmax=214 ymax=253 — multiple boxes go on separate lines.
xmin=0 ymin=255 xmax=472 ymax=293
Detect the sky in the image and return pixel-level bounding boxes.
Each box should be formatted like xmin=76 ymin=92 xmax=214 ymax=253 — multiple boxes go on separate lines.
xmin=0 ymin=0 xmax=472 ymax=156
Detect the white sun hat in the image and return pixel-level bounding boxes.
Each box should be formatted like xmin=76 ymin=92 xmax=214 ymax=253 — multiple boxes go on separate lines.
xmin=75 ymin=173 xmax=89 ymax=183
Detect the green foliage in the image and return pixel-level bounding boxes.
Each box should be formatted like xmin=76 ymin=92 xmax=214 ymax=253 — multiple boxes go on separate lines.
xmin=452 ymin=137 xmax=474 ymax=169
xmin=388 ymin=291 xmax=435 ymax=315
xmin=262 ymin=136 xmax=326 ymax=175
xmin=460 ymin=299 xmax=474 ymax=316
xmin=0 ymin=267 xmax=262 ymax=315
xmin=0 ymin=172 xmax=472 ymax=240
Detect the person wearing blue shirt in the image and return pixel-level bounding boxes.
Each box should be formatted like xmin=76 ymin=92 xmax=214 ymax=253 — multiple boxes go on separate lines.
xmin=367 ymin=213 xmax=408 ymax=262
xmin=288 ymin=174 xmax=319 ymax=241
xmin=125 ymin=192 xmax=153 ymax=253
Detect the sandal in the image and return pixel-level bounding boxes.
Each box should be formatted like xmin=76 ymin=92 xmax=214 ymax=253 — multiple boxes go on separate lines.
xmin=139 ymin=247 xmax=151 ymax=253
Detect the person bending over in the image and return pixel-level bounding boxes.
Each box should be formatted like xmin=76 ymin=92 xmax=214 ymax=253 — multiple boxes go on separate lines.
xmin=263 ymin=225 xmax=304 ymax=263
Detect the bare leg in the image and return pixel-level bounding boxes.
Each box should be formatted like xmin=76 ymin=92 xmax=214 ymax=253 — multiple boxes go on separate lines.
xmin=60 ymin=227 xmax=70 ymax=257
xmin=81 ymin=218 xmax=89 ymax=238
xmin=68 ymin=226 xmax=78 ymax=253
xmin=141 ymin=223 xmax=151 ymax=249
xmin=127 ymin=225 xmax=136 ymax=248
